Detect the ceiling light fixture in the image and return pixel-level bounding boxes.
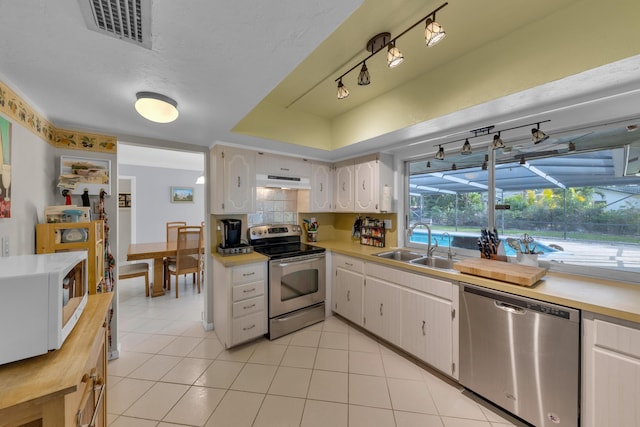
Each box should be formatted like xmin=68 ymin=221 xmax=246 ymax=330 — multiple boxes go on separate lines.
xmin=334 ymin=2 xmax=448 ymax=99
xmin=358 ymin=61 xmax=370 ymax=85
xmin=519 ymin=156 xmax=526 ymax=165
xmin=135 ymin=91 xmax=179 ymax=123
xmin=461 ymin=139 xmax=472 ymax=155
xmin=492 ymin=133 xmax=505 ymax=149
xmin=531 ymin=123 xmax=550 ymax=144
xmin=337 ymin=78 xmax=349 ymax=99
xmin=425 ymin=12 xmax=446 ymax=47
xmin=435 ymin=145 xmax=445 ymax=160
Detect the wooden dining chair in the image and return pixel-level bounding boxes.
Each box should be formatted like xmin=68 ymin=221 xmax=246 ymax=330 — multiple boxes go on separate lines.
xmin=118 ymin=262 xmax=150 ymax=296
xmin=165 ymin=221 xmax=187 ymax=290
xmin=166 ymin=226 xmax=202 ymax=298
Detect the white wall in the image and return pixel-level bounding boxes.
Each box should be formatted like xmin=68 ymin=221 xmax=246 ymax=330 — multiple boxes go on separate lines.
xmin=0 ymin=113 xmax=56 ymax=256
xmin=118 ymin=164 xmax=204 ymax=245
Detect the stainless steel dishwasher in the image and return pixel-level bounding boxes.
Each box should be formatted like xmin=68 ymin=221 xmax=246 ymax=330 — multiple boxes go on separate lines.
xmin=459 ymin=283 xmax=580 ymax=427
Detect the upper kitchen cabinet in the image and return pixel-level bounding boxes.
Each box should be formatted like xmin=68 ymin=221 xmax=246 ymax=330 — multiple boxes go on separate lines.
xmin=256 ymin=152 xmax=311 ymax=179
xmin=310 ymin=161 xmax=333 ymax=212
xmin=334 ymin=154 xmax=394 ymax=213
xmin=210 ymin=145 xmax=256 ymax=214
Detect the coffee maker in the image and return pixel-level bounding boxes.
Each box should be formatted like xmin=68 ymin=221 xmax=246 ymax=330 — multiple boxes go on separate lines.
xmin=220 ymin=219 xmax=242 ymax=248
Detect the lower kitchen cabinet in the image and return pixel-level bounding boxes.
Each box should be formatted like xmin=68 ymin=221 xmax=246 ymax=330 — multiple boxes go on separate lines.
xmin=401 ymin=288 xmax=454 ymax=376
xmin=332 ymin=254 xmax=364 ymax=326
xmin=363 ymin=276 xmax=402 ymax=346
xmin=582 ymin=312 xmax=640 ymax=427
xmin=213 ymin=257 xmax=267 ymax=348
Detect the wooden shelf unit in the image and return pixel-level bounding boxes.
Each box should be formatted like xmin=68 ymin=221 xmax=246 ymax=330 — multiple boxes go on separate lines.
xmin=36 ymin=220 xmax=105 ymax=294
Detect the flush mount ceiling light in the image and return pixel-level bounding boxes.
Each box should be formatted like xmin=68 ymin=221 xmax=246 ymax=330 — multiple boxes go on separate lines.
xmin=334 ymin=2 xmax=448 ymax=99
xmin=531 ymin=123 xmax=550 ymax=144
xmin=337 ymin=78 xmax=349 ymax=99
xmin=135 ymin=92 xmax=179 ymax=123
xmin=435 ymin=145 xmax=445 ymax=160
xmin=425 ymin=12 xmax=446 ymax=47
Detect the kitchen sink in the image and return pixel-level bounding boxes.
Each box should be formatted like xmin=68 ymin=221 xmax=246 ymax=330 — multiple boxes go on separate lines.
xmin=373 ymin=249 xmax=425 ymax=262
xmin=409 ymin=256 xmax=458 ymax=270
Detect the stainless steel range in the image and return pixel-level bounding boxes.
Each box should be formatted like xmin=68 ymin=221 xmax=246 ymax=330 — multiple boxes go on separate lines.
xmin=248 ymin=224 xmax=326 ymax=339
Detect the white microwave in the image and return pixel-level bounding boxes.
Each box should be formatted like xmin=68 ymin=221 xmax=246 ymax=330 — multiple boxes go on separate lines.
xmin=0 ymin=251 xmax=88 ymax=365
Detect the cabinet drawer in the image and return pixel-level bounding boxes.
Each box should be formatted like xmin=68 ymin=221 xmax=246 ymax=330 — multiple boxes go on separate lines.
xmin=232 ymin=263 xmax=264 ymax=284
xmin=333 ymin=255 xmax=364 ymax=273
xmin=594 ymin=319 xmax=640 ymax=358
xmin=232 ymin=296 xmax=265 ymax=318
xmin=232 ymin=311 xmax=266 ymax=345
xmin=232 ymin=281 xmax=264 ymax=302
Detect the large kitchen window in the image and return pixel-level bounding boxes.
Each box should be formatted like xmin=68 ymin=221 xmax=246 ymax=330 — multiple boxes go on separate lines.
xmin=406 ymin=125 xmax=640 ymax=279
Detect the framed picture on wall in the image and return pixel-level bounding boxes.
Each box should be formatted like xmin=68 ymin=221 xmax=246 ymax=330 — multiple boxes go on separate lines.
xmin=171 ymin=186 xmax=194 ymax=203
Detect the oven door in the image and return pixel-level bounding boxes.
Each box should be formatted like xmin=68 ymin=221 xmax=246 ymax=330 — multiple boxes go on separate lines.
xmin=269 ymin=253 xmax=326 ymax=318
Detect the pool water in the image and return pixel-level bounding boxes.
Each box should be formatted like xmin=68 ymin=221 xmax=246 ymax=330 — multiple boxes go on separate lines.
xmin=409 ymin=231 xmax=558 ymax=256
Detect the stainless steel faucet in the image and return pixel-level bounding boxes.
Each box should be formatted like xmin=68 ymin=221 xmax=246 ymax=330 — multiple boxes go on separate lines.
xmin=441 ymin=231 xmax=453 ymax=260
xmin=407 ymin=222 xmax=437 ymax=257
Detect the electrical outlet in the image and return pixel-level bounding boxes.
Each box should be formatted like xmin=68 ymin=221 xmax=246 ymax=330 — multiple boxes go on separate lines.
xmin=2 ymin=236 xmax=8 ymax=257
xmin=384 ymin=219 xmax=392 ymax=229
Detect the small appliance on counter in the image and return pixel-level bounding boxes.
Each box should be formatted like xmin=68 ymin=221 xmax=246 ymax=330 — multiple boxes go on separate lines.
xmin=218 ymin=219 xmax=252 ymax=256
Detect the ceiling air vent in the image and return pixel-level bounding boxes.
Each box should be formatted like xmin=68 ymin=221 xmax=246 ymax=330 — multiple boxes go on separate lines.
xmin=78 ymin=0 xmax=152 ymax=49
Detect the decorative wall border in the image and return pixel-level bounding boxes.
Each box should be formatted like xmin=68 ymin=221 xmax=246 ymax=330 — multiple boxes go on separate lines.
xmin=0 ymin=79 xmax=117 ymax=154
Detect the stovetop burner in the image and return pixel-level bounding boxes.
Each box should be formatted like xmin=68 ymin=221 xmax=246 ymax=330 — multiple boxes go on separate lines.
xmin=248 ymin=224 xmax=325 ymax=260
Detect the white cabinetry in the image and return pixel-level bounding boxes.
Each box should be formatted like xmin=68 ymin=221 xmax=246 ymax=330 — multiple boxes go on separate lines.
xmin=311 ymin=161 xmax=333 ymax=212
xmin=332 ymin=254 xmax=364 ymax=326
xmin=213 ymin=258 xmax=267 ymax=348
xmin=363 ymin=276 xmax=402 ymax=346
xmin=210 ymin=145 xmax=255 ymax=214
xmin=256 ymin=152 xmax=311 ymax=178
xmin=333 ymin=154 xmax=393 ymax=213
xmin=582 ymin=313 xmax=640 ymax=427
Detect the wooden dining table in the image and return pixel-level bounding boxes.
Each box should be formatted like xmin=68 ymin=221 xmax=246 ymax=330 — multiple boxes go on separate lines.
xmin=126 ymin=241 xmax=178 ymax=297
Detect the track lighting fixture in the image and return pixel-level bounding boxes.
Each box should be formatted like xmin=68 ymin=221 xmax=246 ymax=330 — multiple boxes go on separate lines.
xmin=531 ymin=123 xmax=549 ymax=144
xmin=334 ymin=3 xmax=448 ymax=99
xmin=425 ymin=13 xmax=446 ymax=47
xmin=435 ymin=145 xmax=445 ymax=160
xmin=461 ymin=139 xmax=472 ymax=155
xmin=387 ymin=41 xmax=404 ymax=68
xmin=451 ymin=163 xmax=457 ymax=170
xmin=568 ymin=141 xmax=576 ymax=152
xmin=358 ymin=62 xmax=370 ymax=86
xmin=337 ymin=78 xmax=349 ymax=99
xmin=492 ymin=133 xmax=505 ymax=149
xmin=481 ymin=160 xmax=487 ymax=171
xmin=426 ymin=161 xmax=431 ymax=168
xmin=519 ymin=156 xmax=526 ymax=165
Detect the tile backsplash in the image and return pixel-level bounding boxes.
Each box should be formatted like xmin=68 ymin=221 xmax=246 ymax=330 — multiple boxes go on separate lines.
xmin=248 ymin=188 xmax=298 ymax=226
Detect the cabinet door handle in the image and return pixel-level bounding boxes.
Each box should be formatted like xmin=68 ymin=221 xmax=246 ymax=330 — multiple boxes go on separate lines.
xmin=422 ymin=320 xmax=426 ymax=336
xmin=345 ymin=262 xmax=353 ymax=267
xmin=379 ymin=303 xmax=383 ymax=316
xmin=342 ymin=182 xmax=346 ymax=192
xmin=242 ymin=272 xmax=255 ymax=277
xmin=362 ymin=180 xmax=366 ymax=190
xmin=320 ymin=183 xmax=323 ymax=192
xmin=237 ymin=176 xmax=241 ymax=187
xmin=243 ymin=303 xmax=256 ymax=310
xmin=347 ymin=290 xmax=351 ymax=302
xmin=243 ymin=324 xmax=256 ymax=331
xmin=243 ymin=287 xmax=256 ymax=293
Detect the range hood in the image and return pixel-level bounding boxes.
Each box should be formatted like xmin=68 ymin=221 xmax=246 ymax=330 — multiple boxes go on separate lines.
xmin=256 ymin=173 xmax=311 ymax=189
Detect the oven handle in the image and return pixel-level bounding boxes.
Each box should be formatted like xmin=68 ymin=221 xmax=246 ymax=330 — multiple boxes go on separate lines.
xmin=275 ymin=256 xmax=324 ymax=268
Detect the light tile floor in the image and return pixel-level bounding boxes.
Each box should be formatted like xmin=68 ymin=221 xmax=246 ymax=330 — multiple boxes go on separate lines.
xmin=109 ymin=275 xmax=528 ymax=427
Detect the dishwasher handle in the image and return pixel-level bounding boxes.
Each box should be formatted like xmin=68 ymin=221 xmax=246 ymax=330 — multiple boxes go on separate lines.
xmin=494 ymin=301 xmax=526 ymax=315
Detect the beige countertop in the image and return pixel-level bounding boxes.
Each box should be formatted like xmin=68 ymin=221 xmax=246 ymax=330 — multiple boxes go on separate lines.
xmin=211 ymin=250 xmax=268 ymax=267
xmin=314 ymin=240 xmax=640 ymax=324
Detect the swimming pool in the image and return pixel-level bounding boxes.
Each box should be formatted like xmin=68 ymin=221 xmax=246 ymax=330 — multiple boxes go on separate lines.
xmin=409 ymin=231 xmax=559 ymax=256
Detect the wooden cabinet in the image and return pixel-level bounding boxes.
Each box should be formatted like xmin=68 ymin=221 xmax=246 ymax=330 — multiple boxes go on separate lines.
xmin=582 ymin=313 xmax=640 ymax=427
xmin=0 ymin=293 xmax=112 ymax=427
xmin=310 ymin=161 xmax=333 ymax=212
xmin=332 ymin=254 xmax=364 ymax=326
xmin=363 ymin=276 xmax=402 ymax=346
xmin=213 ymin=257 xmax=267 ymax=348
xmin=36 ymin=220 xmax=104 ymax=294
xmin=210 ymin=145 xmax=255 ymax=214
xmin=333 ymin=154 xmax=394 ymax=213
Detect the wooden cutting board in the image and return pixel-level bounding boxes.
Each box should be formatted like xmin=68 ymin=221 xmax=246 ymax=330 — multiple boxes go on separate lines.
xmin=452 ymin=258 xmax=547 ymax=287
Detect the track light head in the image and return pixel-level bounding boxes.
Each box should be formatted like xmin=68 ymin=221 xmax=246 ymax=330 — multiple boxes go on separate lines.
xmin=481 ymin=160 xmax=487 ymax=170
xmin=452 ymin=163 xmax=457 ymax=171
xmin=435 ymin=145 xmax=445 ymax=160
xmin=531 ymin=126 xmax=549 ymax=144
xmin=387 ymin=41 xmax=404 ymax=68
xmin=492 ymin=133 xmax=505 ymax=149
xmin=461 ymin=139 xmax=472 ymax=155
xmin=337 ymin=79 xmax=349 ymax=99
xmin=519 ymin=156 xmax=526 ymax=165
xmin=426 ymin=161 xmax=431 ymax=168
xmin=425 ymin=14 xmax=446 ymax=47
xmin=358 ymin=62 xmax=370 ymax=86
xmin=568 ymin=141 xmax=576 ymax=152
